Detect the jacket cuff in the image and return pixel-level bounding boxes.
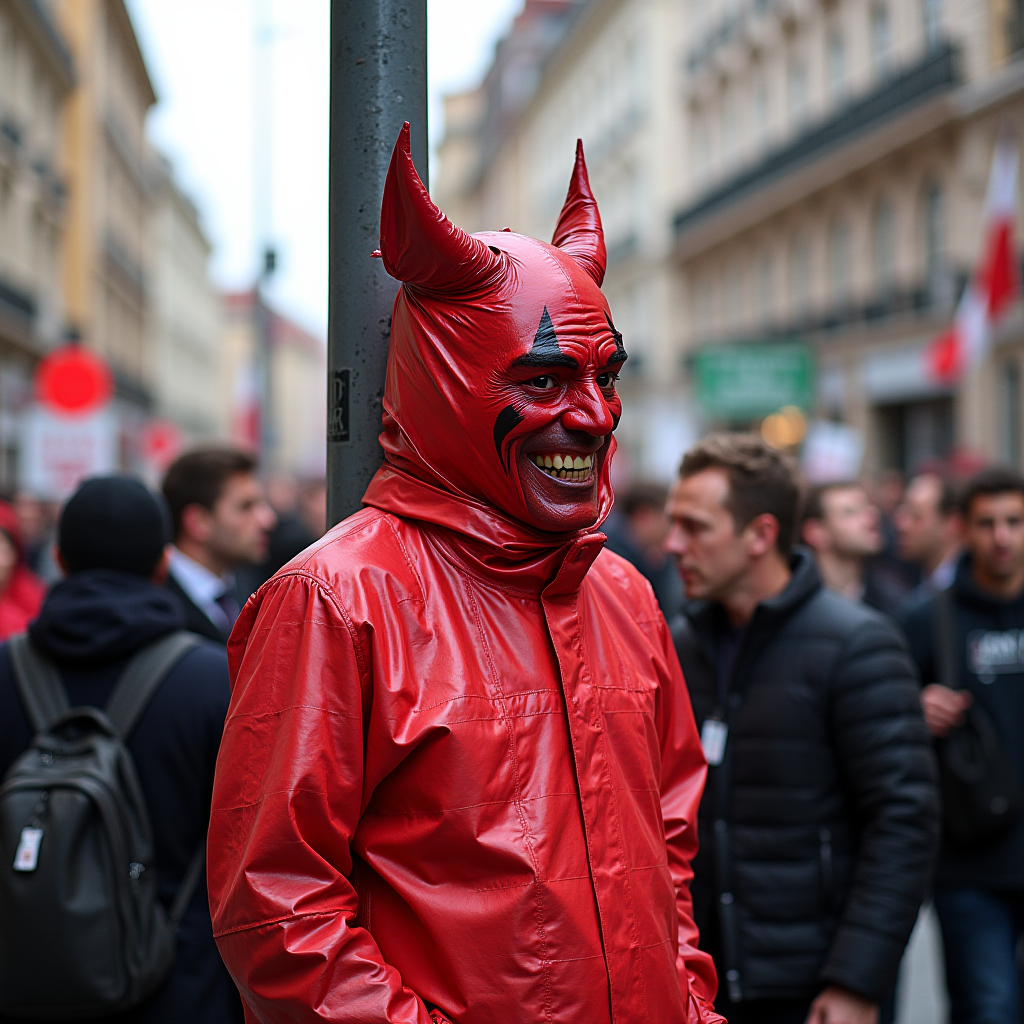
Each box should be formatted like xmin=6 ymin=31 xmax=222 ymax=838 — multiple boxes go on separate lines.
xmin=819 ymin=926 xmax=904 ymax=1003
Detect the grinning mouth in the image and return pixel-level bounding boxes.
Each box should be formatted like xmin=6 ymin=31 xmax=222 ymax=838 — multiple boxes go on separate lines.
xmin=530 ymin=452 xmax=595 ymax=482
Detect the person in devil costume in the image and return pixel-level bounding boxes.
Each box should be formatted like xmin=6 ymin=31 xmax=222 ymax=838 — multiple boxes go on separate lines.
xmin=207 ymin=125 xmax=723 ymax=1024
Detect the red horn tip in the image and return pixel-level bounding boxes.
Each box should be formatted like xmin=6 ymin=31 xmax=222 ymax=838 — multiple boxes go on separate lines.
xmin=552 ymin=140 xmax=606 ymax=286
xmin=379 ymin=123 xmax=503 ymax=293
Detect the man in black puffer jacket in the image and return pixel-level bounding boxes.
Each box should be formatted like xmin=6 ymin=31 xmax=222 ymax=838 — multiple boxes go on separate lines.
xmin=0 ymin=477 xmax=243 ymax=1023
xmin=667 ymin=435 xmax=939 ymax=1024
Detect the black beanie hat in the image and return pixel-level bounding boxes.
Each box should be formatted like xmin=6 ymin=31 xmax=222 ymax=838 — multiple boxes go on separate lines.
xmin=59 ymin=476 xmax=171 ymax=577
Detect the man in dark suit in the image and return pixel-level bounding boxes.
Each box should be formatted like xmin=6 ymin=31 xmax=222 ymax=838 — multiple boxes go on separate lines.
xmin=162 ymin=448 xmax=276 ymax=643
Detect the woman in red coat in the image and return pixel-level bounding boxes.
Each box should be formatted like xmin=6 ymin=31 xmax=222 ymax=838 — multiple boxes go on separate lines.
xmin=208 ymin=126 xmax=723 ymax=1024
xmin=0 ymin=501 xmax=44 ymax=641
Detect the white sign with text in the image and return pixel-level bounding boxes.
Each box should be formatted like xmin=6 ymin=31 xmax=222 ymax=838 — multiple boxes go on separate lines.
xmin=19 ymin=406 xmax=117 ymax=501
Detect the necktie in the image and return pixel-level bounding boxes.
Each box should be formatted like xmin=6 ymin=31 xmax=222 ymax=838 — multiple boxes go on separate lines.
xmin=215 ymin=588 xmax=240 ymax=629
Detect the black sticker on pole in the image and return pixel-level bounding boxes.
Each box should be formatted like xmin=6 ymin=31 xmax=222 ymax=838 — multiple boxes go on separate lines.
xmin=328 ymin=368 xmax=351 ymax=443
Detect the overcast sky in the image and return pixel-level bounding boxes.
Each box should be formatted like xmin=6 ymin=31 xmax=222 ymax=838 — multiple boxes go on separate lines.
xmin=126 ymin=0 xmax=522 ymax=339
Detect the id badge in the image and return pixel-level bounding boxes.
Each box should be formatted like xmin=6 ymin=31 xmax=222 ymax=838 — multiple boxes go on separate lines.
xmin=700 ymin=718 xmax=728 ymax=767
xmin=13 ymin=827 xmax=43 ymax=872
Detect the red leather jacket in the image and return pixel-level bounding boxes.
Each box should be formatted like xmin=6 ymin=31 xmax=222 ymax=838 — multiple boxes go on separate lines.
xmin=208 ymin=127 xmax=721 ymax=1024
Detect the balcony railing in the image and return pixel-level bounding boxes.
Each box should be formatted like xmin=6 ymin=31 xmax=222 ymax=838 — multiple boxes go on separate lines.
xmin=674 ymin=40 xmax=961 ymax=239
xmin=686 ymin=267 xmax=985 ymax=355
xmin=0 ymin=277 xmax=36 ymax=323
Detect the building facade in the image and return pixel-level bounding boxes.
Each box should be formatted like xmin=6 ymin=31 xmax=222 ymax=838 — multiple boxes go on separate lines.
xmin=221 ymin=290 xmax=326 ymax=479
xmin=0 ymin=0 xmax=225 ymax=493
xmin=0 ymin=0 xmax=74 ymax=490
xmin=436 ymin=0 xmax=1024 ymax=478
xmin=674 ymin=0 xmax=1024 ymax=474
xmin=53 ymin=0 xmax=155 ymax=435
xmin=147 ymin=155 xmax=222 ymax=442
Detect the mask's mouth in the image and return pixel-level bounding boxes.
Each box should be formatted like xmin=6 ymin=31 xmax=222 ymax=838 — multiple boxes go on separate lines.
xmin=529 ymin=451 xmax=596 ymax=483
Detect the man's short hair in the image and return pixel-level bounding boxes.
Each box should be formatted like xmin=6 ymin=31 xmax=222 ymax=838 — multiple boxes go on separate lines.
xmin=915 ymin=472 xmax=959 ymax=518
xmin=800 ymin=480 xmax=861 ymax=526
xmin=679 ymin=433 xmax=803 ymax=554
xmin=162 ymin=447 xmax=257 ymax=541
xmin=959 ymin=466 xmax=1024 ymax=519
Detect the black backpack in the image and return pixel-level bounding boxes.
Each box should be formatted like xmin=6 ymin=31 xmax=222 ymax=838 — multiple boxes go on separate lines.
xmin=0 ymin=631 xmax=204 ymax=1019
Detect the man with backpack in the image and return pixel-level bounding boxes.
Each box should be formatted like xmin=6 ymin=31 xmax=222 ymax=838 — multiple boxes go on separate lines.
xmin=0 ymin=476 xmax=242 ymax=1023
xmin=902 ymin=466 xmax=1024 ymax=1024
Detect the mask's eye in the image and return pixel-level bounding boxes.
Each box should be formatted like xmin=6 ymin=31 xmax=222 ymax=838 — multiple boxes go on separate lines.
xmin=529 ymin=375 xmax=559 ymax=390
xmin=596 ymin=371 xmax=620 ymax=389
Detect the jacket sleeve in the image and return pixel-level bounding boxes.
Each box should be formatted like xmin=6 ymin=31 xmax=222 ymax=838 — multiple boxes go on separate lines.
xmin=819 ymin=614 xmax=940 ymax=1002
xmin=653 ymin=612 xmax=727 ymax=1024
xmin=208 ymin=570 xmax=434 ymax=1024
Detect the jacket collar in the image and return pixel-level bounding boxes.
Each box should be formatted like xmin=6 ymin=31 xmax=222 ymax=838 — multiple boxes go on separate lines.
xmin=363 ymin=463 xmax=605 ymax=596
xmin=683 ymin=547 xmax=822 ymax=643
xmin=951 ymin=551 xmax=1024 ymax=610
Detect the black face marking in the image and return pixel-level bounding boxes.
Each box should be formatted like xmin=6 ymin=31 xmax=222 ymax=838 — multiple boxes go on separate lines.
xmin=533 ymin=306 xmax=561 ymax=357
xmin=604 ymin=311 xmax=628 ymax=363
xmin=511 ymin=351 xmax=579 ymax=370
xmin=512 ymin=305 xmax=578 ymax=369
xmin=493 ymin=404 xmax=523 ymax=471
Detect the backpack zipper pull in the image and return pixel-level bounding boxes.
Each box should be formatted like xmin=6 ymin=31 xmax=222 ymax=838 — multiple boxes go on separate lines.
xmin=13 ymin=794 xmax=49 ymax=873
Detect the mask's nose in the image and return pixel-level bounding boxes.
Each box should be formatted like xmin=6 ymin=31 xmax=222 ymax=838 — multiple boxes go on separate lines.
xmin=560 ymin=380 xmax=614 ymax=436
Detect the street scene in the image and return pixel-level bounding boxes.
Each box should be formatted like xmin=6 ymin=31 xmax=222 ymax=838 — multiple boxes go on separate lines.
xmin=0 ymin=0 xmax=1023 ymax=1022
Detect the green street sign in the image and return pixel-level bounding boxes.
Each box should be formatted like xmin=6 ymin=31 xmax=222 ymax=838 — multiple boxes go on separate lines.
xmin=694 ymin=341 xmax=814 ymax=420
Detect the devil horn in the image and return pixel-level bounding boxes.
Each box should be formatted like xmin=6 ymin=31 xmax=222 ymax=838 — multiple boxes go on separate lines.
xmin=379 ymin=123 xmax=503 ymax=293
xmin=551 ymin=140 xmax=606 ymax=286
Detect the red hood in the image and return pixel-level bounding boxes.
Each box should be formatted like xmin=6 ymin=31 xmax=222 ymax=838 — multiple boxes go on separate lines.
xmin=363 ymin=125 xmax=624 ymax=580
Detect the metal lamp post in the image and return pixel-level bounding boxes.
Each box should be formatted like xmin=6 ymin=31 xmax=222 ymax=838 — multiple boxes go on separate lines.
xmin=327 ymin=0 xmax=427 ymax=527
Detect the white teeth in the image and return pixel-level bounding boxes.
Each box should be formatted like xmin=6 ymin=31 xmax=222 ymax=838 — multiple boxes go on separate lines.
xmin=532 ymin=453 xmax=597 ymax=480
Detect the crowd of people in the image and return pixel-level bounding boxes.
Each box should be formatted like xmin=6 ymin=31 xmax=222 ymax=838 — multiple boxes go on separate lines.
xmin=0 ymin=438 xmax=1019 ymax=1024
xmin=581 ymin=448 xmax=1019 ymax=1024
xmin=0 ymin=434 xmax=1021 ymax=1024
xmin=611 ymin=445 xmax=1024 ymax=1024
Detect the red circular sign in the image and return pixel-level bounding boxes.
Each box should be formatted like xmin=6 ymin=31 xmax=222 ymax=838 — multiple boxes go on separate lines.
xmin=35 ymin=346 xmax=113 ymax=415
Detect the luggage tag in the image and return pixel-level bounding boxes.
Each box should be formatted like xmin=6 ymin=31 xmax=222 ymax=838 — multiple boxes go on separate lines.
xmin=13 ymin=827 xmax=43 ymax=872
xmin=700 ymin=718 xmax=728 ymax=767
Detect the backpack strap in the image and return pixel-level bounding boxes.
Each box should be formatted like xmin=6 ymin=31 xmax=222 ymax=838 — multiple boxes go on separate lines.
xmin=169 ymin=841 xmax=207 ymax=925
xmin=7 ymin=633 xmax=72 ymax=732
xmin=932 ymin=587 xmax=960 ymax=690
xmin=104 ymin=631 xmax=203 ymax=740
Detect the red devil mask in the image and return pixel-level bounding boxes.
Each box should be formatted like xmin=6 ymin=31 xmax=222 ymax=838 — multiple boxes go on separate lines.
xmin=372 ymin=123 xmax=626 ymax=538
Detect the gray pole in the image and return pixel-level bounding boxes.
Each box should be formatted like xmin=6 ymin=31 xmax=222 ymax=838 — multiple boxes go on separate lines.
xmin=327 ymin=0 xmax=427 ymax=527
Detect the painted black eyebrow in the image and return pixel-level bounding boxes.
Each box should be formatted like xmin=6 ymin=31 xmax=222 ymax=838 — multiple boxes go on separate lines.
xmin=510 ymin=351 xmax=580 ymax=370
xmin=604 ymin=311 xmax=628 ymax=362
xmin=600 ymin=353 xmax=628 ymax=370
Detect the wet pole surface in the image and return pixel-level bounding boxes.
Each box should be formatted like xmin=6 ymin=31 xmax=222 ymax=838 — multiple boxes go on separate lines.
xmin=327 ymin=0 xmax=427 ymax=526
